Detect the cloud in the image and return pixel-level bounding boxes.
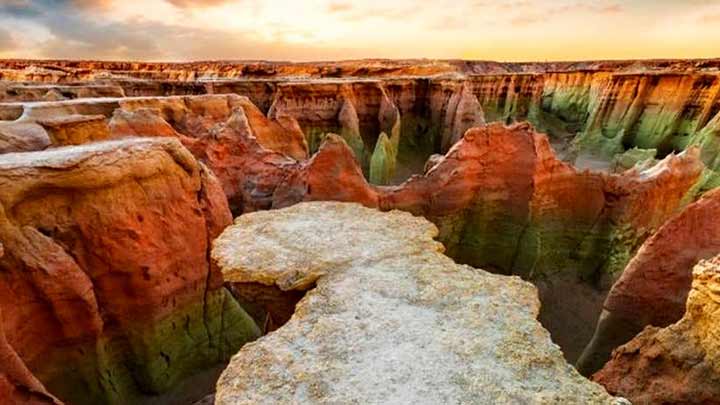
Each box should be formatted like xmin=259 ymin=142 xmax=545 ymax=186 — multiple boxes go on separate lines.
xmin=598 ymin=4 xmax=623 ymax=14
xmin=329 ymin=4 xmax=418 ymax=22
xmin=510 ymin=15 xmax=541 ymax=26
xmin=165 ymin=0 xmax=232 ymax=8
xmin=327 ymin=2 xmax=352 ymax=13
xmin=0 ymin=0 xmax=366 ymax=61
xmin=69 ymin=0 xmax=113 ymax=9
xmin=0 ymin=28 xmax=17 ymax=52
xmin=700 ymin=13 xmax=720 ymax=23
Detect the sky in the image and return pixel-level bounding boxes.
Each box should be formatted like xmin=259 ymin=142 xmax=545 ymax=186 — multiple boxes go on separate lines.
xmin=0 ymin=0 xmax=718 ymax=62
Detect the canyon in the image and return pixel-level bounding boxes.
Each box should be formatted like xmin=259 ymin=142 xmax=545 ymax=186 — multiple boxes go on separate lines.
xmin=0 ymin=58 xmax=719 ymax=404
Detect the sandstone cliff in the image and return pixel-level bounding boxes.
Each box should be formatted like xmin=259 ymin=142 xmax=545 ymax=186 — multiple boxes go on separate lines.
xmin=594 ymin=255 xmax=720 ymax=404
xmin=0 ymin=138 xmax=260 ymax=405
xmin=578 ymin=187 xmax=720 ymax=374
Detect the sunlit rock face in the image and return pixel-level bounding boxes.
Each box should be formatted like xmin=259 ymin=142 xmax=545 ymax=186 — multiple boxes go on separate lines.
xmin=0 ymin=303 xmax=62 ymax=404
xmin=0 ymin=58 xmax=720 ymax=404
xmin=212 ymin=202 xmax=624 ymax=405
xmin=0 ymin=138 xmax=260 ymax=405
xmin=593 ymin=255 xmax=720 ymax=405
xmin=578 ymin=188 xmax=720 ymax=375
xmin=270 ymin=122 xmax=703 ymax=361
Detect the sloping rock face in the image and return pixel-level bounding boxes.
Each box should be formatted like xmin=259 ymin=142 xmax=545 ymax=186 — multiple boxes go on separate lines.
xmin=578 ymin=187 xmax=720 ymax=374
xmin=1 ymin=59 xmax=718 ymax=83
xmin=271 ymin=123 xmax=703 ymax=360
xmin=109 ymin=94 xmax=308 ymax=213
xmin=1 ymin=60 xmax=719 ymax=393
xmin=0 ymin=94 xmax=307 ymax=214
xmin=212 ymin=202 xmax=624 ymax=404
xmin=0 ymin=138 xmax=260 ymax=405
xmin=276 ymin=123 xmax=701 ymax=282
xmin=0 ymin=307 xmax=61 ymax=404
xmin=3 ymin=66 xmax=719 ymax=188
xmin=594 ymin=255 xmax=720 ymax=404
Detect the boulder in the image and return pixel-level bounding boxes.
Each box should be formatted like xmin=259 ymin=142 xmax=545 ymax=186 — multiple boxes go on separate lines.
xmin=212 ymin=202 xmax=624 ymax=404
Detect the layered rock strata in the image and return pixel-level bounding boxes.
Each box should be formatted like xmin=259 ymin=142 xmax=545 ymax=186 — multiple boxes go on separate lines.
xmin=0 ymin=138 xmax=260 ymax=405
xmin=3 ymin=68 xmax=719 ymax=188
xmin=272 ymin=123 xmax=704 ymax=360
xmin=276 ymin=123 xmax=702 ymax=282
xmin=593 ymin=255 xmax=720 ymax=404
xmin=0 ymin=95 xmax=308 ymax=214
xmin=212 ymin=201 xmax=624 ymax=404
xmin=578 ymin=187 xmax=720 ymax=374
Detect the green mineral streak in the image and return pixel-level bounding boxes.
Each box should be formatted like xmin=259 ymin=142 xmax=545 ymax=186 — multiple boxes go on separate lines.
xmin=125 ymin=288 xmax=260 ymax=394
xmin=369 ymin=132 xmax=396 ymax=185
xmin=395 ymin=114 xmax=437 ymax=180
xmin=688 ymin=118 xmax=720 ymax=171
xmin=683 ymin=114 xmax=720 ymax=198
xmin=39 ymin=288 xmax=260 ymax=405
xmin=433 ymin=207 xmax=642 ymax=286
xmin=510 ymin=218 xmax=615 ymax=282
xmin=601 ymin=224 xmax=651 ymax=280
xmin=340 ymin=125 xmax=365 ymax=167
xmin=627 ymin=110 xmax=685 ymax=153
xmin=574 ymin=96 xmax=719 ymax=170
xmin=305 ymin=127 xmax=340 ymax=156
xmin=572 ymin=126 xmax=627 ymax=158
xmin=435 ymin=206 xmax=529 ymax=274
xmin=480 ymin=104 xmax=505 ymax=124
xmin=541 ymin=84 xmax=593 ymax=125
xmin=611 ymin=148 xmax=657 ymax=172
xmin=682 ymin=168 xmax=720 ymax=204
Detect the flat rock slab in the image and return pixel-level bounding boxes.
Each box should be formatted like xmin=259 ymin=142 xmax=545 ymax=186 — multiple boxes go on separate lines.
xmin=213 ymin=202 xmax=623 ymax=404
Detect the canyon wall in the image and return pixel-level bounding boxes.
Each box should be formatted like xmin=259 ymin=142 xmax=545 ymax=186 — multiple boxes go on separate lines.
xmin=0 ymin=138 xmax=261 ymax=405
xmin=578 ymin=187 xmax=720 ymax=374
xmin=1 ymin=59 xmax=720 ymax=402
xmin=593 ymin=255 xmax=720 ymax=404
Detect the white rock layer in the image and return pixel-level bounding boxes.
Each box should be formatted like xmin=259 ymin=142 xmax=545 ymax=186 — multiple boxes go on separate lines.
xmin=213 ymin=202 xmax=624 ymax=405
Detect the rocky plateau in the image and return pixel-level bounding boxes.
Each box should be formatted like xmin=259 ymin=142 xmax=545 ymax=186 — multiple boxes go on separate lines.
xmin=0 ymin=58 xmax=719 ymax=404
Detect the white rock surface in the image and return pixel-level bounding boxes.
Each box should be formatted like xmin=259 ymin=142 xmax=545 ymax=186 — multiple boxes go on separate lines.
xmin=213 ymin=202 xmax=623 ymax=405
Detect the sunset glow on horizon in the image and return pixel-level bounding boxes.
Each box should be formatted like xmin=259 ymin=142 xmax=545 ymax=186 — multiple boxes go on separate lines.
xmin=0 ymin=0 xmax=718 ymax=62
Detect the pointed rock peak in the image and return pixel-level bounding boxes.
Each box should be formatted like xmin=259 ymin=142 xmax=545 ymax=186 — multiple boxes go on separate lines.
xmin=370 ymin=132 xmax=396 ymax=185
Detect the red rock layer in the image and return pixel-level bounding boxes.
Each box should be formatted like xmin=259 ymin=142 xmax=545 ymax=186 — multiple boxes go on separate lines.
xmin=577 ymin=187 xmax=720 ymax=374
xmin=0 ymin=307 xmax=61 ymax=404
xmin=274 ymin=122 xmax=701 ymax=275
xmin=0 ymin=138 xmax=258 ymax=404
xmin=605 ymin=187 xmax=720 ymax=326
xmin=1 ymin=58 xmax=719 ymax=83
xmin=593 ymin=256 xmax=720 ymax=405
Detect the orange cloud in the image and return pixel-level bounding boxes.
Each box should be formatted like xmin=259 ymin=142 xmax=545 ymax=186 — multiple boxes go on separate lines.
xmin=165 ymin=0 xmax=232 ymax=8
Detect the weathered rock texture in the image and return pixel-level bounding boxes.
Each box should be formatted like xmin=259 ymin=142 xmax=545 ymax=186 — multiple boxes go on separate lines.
xmin=0 ymin=138 xmax=260 ymax=405
xmin=578 ymin=187 xmax=720 ymax=374
xmin=275 ymin=123 xmax=702 ymax=278
xmin=0 ymin=308 xmax=61 ymax=405
xmin=3 ymin=64 xmax=719 ymax=188
xmin=213 ymin=202 xmax=624 ymax=404
xmin=2 ymin=59 xmax=720 ymax=394
xmin=271 ymin=123 xmax=704 ymax=360
xmin=594 ymin=255 xmax=720 ymax=404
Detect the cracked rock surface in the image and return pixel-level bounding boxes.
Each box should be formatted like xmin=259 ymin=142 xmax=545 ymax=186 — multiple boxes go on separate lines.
xmin=213 ymin=201 xmax=624 ymax=404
